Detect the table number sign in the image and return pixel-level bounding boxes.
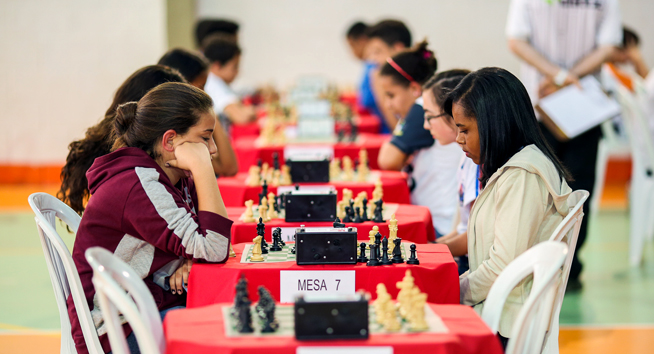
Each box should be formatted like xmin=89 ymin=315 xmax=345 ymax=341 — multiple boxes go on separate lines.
xmin=280 ymin=270 xmax=355 ymax=303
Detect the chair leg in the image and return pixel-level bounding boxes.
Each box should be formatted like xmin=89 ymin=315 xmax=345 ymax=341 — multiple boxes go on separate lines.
xmin=629 ymin=173 xmax=646 ymax=266
xmin=541 ymin=322 xmax=559 ymax=354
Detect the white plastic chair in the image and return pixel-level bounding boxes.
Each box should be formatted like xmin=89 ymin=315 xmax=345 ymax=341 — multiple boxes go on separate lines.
xmin=541 ymin=190 xmax=589 ymax=354
xmin=606 ymin=70 xmax=654 ymax=265
xmin=27 ymin=192 xmax=103 ymax=354
xmin=85 ymin=247 xmax=165 ymax=354
xmin=481 ymin=241 xmax=568 ymax=354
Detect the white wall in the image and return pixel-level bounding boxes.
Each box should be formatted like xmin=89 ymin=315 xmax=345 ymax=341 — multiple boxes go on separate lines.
xmin=0 ymin=0 xmax=167 ymax=164
xmin=197 ymin=0 xmax=654 ymax=89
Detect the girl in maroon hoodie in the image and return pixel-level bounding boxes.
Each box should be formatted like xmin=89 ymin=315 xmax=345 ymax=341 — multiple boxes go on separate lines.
xmin=69 ymin=82 xmax=232 ymax=354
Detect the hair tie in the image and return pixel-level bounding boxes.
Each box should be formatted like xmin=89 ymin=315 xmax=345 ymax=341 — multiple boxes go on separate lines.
xmin=423 ymin=50 xmax=432 ymax=59
xmin=386 ymin=57 xmax=415 ymax=83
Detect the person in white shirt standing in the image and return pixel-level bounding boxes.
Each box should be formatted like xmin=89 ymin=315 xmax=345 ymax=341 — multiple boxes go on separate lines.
xmin=203 ymin=36 xmax=256 ymax=127
xmin=506 ymin=0 xmax=622 ymax=291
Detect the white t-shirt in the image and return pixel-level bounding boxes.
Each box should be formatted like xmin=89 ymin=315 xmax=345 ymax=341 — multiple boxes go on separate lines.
xmin=646 ymin=71 xmax=654 ymax=135
xmin=505 ymin=0 xmax=622 ymax=103
xmin=204 ymin=72 xmax=239 ymax=113
xmin=456 ymin=156 xmax=481 ymax=235
xmin=410 ymin=141 xmax=463 ymax=235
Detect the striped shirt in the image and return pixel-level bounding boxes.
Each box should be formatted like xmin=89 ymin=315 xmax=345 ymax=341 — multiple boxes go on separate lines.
xmin=506 ymin=0 xmax=622 ymax=102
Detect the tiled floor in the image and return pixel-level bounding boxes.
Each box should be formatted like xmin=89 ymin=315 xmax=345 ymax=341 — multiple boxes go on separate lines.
xmin=2 ymin=183 xmax=653 ymax=353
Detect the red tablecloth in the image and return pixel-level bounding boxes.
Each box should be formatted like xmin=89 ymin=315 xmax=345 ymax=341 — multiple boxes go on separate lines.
xmin=233 ymin=133 xmax=389 ymax=173
xmin=218 ymin=170 xmax=410 ymax=207
xmin=186 ymin=243 xmax=457 ymax=307
xmin=164 ymin=303 xmax=502 ymax=354
xmin=230 ymin=114 xmax=381 ymax=141
xmin=225 ymin=203 xmax=436 ymax=244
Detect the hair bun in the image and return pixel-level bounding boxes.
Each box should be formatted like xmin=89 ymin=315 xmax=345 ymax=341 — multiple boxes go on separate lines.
xmin=114 ymin=102 xmax=138 ymax=137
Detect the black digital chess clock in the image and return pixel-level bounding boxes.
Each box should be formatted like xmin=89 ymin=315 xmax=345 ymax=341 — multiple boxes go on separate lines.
xmin=294 ymin=293 xmax=369 ymax=340
xmin=285 ymin=157 xmax=330 ymax=183
xmin=295 ymin=226 xmax=358 ymax=265
xmin=283 ymin=190 xmax=337 ymax=222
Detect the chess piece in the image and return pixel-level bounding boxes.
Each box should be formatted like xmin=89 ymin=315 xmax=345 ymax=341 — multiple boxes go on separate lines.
xmin=341 ymin=188 xmax=353 ymax=205
xmin=251 ymin=236 xmax=264 ymax=262
xmin=372 ymin=179 xmax=383 ymax=203
xmin=361 ymin=197 xmax=369 ymax=222
xmin=391 ymin=238 xmax=404 ymax=264
xmin=380 ymin=236 xmax=393 ymax=265
xmin=353 ymin=207 xmax=362 ymax=223
xmin=388 ymin=214 xmax=398 ymax=253
xmin=280 ymin=165 xmax=292 ymax=185
xmin=259 ymin=196 xmax=270 ymax=223
xmin=343 ymin=206 xmax=352 ymax=222
xmin=337 ymin=128 xmax=345 ymax=142
xmin=256 ymin=286 xmax=279 ymax=333
xmin=342 ymin=156 xmax=354 ymax=181
xmin=333 ymin=217 xmax=346 ymax=228
xmin=374 ymin=283 xmax=391 ymax=325
xmin=357 ymin=148 xmax=369 ymax=180
xmin=233 ymin=275 xmax=250 ymax=310
xmin=396 ymin=270 xmax=416 ymax=318
xmin=406 ymin=244 xmax=420 ymax=265
xmin=290 ymin=234 xmax=296 ymax=254
xmin=329 ymin=158 xmax=341 ymax=181
xmin=368 ymin=229 xmax=376 ymax=249
xmin=382 ymin=301 xmax=401 ymax=332
xmin=272 ymin=152 xmax=280 ymax=171
xmin=257 ymin=158 xmax=263 ymax=168
xmin=246 ymin=166 xmax=261 ymax=187
xmin=256 ymin=217 xmax=269 ymax=254
xmin=270 ymin=228 xmax=282 ymax=251
xmin=357 ymin=243 xmax=368 ymax=263
xmin=267 ymin=192 xmax=278 ymax=220
xmin=242 ymin=200 xmax=256 ymax=223
xmin=349 ymin=121 xmax=358 ymax=142
xmin=259 ymin=180 xmax=269 ymax=205
xmin=236 ymin=299 xmax=254 ymax=333
xmin=229 ymin=244 xmax=236 ymax=257
xmin=275 ymin=227 xmax=285 ymax=247
xmin=408 ymin=291 xmax=429 ymax=331
xmin=336 ymin=200 xmax=346 ymax=220
xmin=372 ymin=199 xmax=385 ymax=223
xmin=366 ymin=244 xmax=381 ymax=266
xmin=271 ymin=169 xmax=281 ymax=187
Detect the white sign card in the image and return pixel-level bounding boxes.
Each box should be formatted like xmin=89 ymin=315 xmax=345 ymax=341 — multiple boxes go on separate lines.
xmin=277 ymin=185 xmax=335 ymax=195
xmin=276 ymin=227 xmax=298 ymax=242
xmin=297 ymin=347 xmax=393 ymax=354
xmin=284 ymin=145 xmax=334 ymax=160
xmin=279 ymin=270 xmax=355 ymax=303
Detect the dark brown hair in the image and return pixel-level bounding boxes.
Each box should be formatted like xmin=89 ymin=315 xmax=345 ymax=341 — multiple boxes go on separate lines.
xmin=112 ymin=82 xmax=214 ymax=159
xmin=379 ymin=40 xmax=437 ymax=86
xmin=158 ymin=48 xmax=209 ymax=83
xmin=58 ymin=65 xmax=185 ymax=214
xmin=423 ymin=69 xmax=471 ymax=124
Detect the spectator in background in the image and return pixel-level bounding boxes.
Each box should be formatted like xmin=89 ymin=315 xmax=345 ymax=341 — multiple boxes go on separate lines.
xmin=158 ymin=48 xmax=238 ymax=176
xmin=365 ymin=20 xmax=412 ymax=133
xmin=506 ymin=0 xmax=622 ymax=291
xmin=345 ymin=21 xmax=380 ymax=133
xmin=203 ymin=37 xmax=256 ymax=126
xmin=195 ymin=18 xmax=239 ymax=49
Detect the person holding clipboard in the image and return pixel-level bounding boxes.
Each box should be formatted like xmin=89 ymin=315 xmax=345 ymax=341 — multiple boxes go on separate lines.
xmin=505 ymin=0 xmax=623 ymax=291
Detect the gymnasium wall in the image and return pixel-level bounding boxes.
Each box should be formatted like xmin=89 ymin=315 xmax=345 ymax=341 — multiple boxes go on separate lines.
xmin=0 ymin=0 xmax=167 ymax=174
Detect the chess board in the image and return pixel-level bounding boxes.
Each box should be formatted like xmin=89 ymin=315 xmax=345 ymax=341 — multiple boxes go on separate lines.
xmin=329 ymin=170 xmax=380 ymax=183
xmin=240 ymin=203 xmax=399 ymax=223
xmin=240 ymin=242 xmax=412 ymax=264
xmin=222 ymin=303 xmax=448 ymax=337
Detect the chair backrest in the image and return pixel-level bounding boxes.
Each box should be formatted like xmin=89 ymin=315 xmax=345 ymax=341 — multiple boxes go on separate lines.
xmin=28 ymin=192 xmax=103 ymax=354
xmin=481 ymin=241 xmax=568 ymax=354
xmin=85 ymin=247 xmax=165 ymax=354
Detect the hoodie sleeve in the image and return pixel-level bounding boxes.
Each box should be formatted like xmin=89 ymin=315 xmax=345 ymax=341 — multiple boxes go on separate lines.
xmin=122 ymin=167 xmax=233 ymax=263
xmin=462 ymin=168 xmax=547 ymax=306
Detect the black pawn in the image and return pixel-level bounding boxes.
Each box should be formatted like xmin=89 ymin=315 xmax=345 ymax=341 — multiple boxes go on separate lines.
xmin=353 ymin=207 xmax=362 ymax=223
xmin=275 ymin=227 xmax=285 ymax=247
xmin=257 ymin=218 xmax=268 ymax=254
xmin=272 ymin=152 xmax=280 ymax=170
xmin=259 ymin=180 xmax=268 ymax=204
xmin=270 ymin=229 xmax=282 ymax=252
xmin=333 ymin=217 xmax=346 ymax=228
xmin=391 ymin=238 xmax=404 ymax=264
xmin=366 ymin=244 xmax=381 ymax=266
xmin=343 ymin=207 xmax=352 ymax=222
xmin=406 ymin=244 xmax=420 ymax=265
xmin=357 ymin=243 xmax=368 ymax=263
xmin=361 ymin=198 xmax=369 ymax=222
xmin=380 ymin=237 xmax=393 ymax=265
xmin=372 ymin=199 xmax=385 ymax=223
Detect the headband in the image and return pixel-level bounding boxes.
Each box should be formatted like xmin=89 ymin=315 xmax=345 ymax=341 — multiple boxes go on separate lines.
xmin=386 ymin=57 xmax=415 ymax=83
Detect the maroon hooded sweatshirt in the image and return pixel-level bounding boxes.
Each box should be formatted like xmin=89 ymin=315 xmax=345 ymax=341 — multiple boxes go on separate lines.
xmin=67 ymin=147 xmax=233 ymax=354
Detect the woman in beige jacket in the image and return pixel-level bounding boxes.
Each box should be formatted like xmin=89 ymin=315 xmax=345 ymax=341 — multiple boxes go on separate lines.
xmin=443 ymin=67 xmax=573 ymax=343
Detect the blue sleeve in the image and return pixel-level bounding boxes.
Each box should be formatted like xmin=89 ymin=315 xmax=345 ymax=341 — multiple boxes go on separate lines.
xmin=358 ymin=62 xmax=391 ymax=134
xmin=389 ymin=104 xmax=435 ymax=155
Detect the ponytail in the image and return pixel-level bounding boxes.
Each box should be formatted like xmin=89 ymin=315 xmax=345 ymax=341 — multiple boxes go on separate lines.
xmin=112 ymin=102 xmax=139 ymax=150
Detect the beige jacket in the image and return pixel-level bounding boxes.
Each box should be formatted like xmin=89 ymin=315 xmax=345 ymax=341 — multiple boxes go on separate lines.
xmin=460 ymin=144 xmax=572 ymax=337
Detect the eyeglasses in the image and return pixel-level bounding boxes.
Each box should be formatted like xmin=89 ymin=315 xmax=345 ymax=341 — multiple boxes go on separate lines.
xmin=424 ymin=113 xmax=448 ymax=125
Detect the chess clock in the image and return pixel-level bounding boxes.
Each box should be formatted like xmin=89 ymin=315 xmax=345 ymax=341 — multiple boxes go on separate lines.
xmin=285 ymin=157 xmax=330 ymax=183
xmin=283 ymin=189 xmax=337 ymax=222
xmin=294 ymin=293 xmax=369 ymax=340
xmin=294 ymin=226 xmax=358 ymax=265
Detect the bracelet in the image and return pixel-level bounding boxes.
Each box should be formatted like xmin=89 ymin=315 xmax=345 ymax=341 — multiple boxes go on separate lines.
xmin=553 ymin=69 xmax=569 ymax=86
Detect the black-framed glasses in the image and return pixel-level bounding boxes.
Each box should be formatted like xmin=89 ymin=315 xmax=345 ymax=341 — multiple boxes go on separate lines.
xmin=424 ymin=113 xmax=448 ymax=125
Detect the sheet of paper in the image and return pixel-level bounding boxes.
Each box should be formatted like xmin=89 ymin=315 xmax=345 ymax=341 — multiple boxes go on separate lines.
xmin=284 ymin=145 xmax=334 ymax=160
xmin=538 ymin=76 xmax=621 ymax=138
xmin=297 ymin=348 xmax=393 ymax=354
xmin=280 ymin=270 xmax=355 ymax=303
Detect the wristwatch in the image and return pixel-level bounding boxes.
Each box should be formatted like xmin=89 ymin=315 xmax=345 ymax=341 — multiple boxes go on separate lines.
xmin=553 ymin=69 xmax=569 ymax=87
